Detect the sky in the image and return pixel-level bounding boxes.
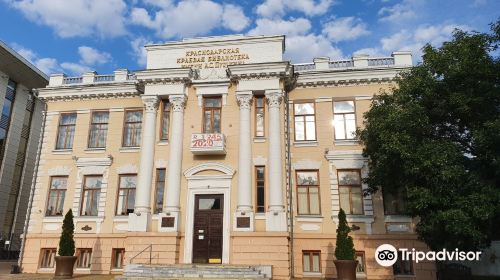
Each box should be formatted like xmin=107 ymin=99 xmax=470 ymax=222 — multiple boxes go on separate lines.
xmin=0 ymin=0 xmax=498 ymax=76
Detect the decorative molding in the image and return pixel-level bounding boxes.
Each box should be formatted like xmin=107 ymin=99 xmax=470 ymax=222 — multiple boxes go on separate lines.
xmin=116 ymin=164 xmax=138 ymax=174
xmin=38 ymin=83 xmax=140 ymax=102
xmin=236 ymin=94 xmax=253 ymax=109
xmin=141 ymin=95 xmax=160 ymax=112
xmin=155 ymin=159 xmax=168 ymax=168
xmin=169 ymin=95 xmax=187 ymax=112
xmin=48 ymin=166 xmax=71 ymax=176
xmin=253 ymin=156 xmax=267 ymax=166
xmin=293 ymin=159 xmax=322 ymax=170
xmin=135 ymin=67 xmax=194 ymax=84
xmin=184 ymin=162 xmax=235 ymax=179
xmin=265 ymin=90 xmax=283 ymax=108
xmin=228 ymin=61 xmax=292 ymax=81
xmin=300 ymin=224 xmax=321 ymax=231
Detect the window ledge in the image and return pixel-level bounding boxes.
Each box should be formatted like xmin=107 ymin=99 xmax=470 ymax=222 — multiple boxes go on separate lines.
xmin=394 ymin=275 xmax=416 ymax=279
xmin=296 ymin=216 xmax=323 ymax=223
xmin=37 ymin=268 xmax=55 ymax=273
xmin=74 ymin=216 xmax=104 ymax=223
xmin=332 ymin=215 xmax=374 ymax=223
xmin=157 ymin=141 xmax=169 ymax=146
xmin=75 ymin=268 xmax=91 ymax=273
xmin=84 ymin=148 xmax=106 ymax=153
xmin=120 ymin=147 xmax=140 ymax=152
xmin=52 ymin=149 xmax=73 ymax=154
xmin=303 ymin=272 xmax=321 ymax=277
xmin=294 ymin=141 xmax=318 ymax=147
xmin=255 ymin=213 xmax=266 ymax=220
xmin=334 ymin=140 xmax=359 ymax=146
xmin=43 ymin=217 xmax=63 ymax=223
xmin=113 ymin=216 xmax=129 ymax=222
xmin=385 ymin=215 xmax=412 ymax=223
xmin=356 ymin=272 xmax=367 ymax=278
xmin=253 ymin=137 xmax=266 ymax=143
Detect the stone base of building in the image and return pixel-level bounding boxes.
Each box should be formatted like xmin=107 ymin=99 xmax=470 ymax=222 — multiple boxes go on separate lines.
xmin=21 ymin=233 xmax=436 ymax=279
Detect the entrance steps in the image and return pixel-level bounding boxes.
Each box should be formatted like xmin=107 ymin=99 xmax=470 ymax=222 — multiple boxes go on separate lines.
xmin=116 ymin=264 xmax=272 ymax=280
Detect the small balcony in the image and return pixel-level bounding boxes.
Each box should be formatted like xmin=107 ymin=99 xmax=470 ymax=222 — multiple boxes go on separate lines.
xmin=190 ymin=133 xmax=226 ymax=155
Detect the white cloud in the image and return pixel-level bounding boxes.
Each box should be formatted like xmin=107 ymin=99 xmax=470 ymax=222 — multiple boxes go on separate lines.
xmin=11 ymin=43 xmax=60 ymax=74
xmin=256 ymin=0 xmax=335 ymax=18
xmin=131 ymin=0 xmax=249 ymax=39
xmin=130 ymin=36 xmax=154 ymax=67
xmin=378 ymin=0 xmax=421 ymax=23
xmin=78 ymin=46 xmax=112 ymax=65
xmin=222 ymin=4 xmax=250 ymax=32
xmin=285 ymin=34 xmax=343 ymax=63
xmin=363 ymin=23 xmax=470 ymax=62
xmin=60 ymin=62 xmax=92 ymax=75
xmin=5 ymin=0 xmax=128 ymax=38
xmin=322 ymin=17 xmax=370 ymax=42
xmin=247 ymin=18 xmax=312 ymax=36
xmin=353 ymin=47 xmax=385 ymax=57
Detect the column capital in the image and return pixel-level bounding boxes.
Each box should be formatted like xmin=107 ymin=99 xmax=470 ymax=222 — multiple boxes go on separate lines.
xmin=169 ymin=95 xmax=187 ymax=112
xmin=141 ymin=95 xmax=160 ymax=112
xmin=236 ymin=94 xmax=253 ymax=110
xmin=265 ymin=90 xmax=283 ymax=108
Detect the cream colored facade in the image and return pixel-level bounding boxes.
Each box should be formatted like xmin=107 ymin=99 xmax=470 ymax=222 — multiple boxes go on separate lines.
xmin=21 ymin=35 xmax=436 ymax=279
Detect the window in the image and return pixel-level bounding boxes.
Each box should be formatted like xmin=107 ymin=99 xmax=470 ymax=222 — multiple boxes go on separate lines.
xmin=383 ymin=188 xmax=407 ymax=215
xmin=111 ymin=248 xmax=125 ymax=269
xmin=45 ymin=176 xmax=67 ymax=216
xmin=81 ymin=176 xmax=102 ymax=216
xmin=333 ymin=101 xmax=356 ymax=140
xmin=356 ymin=252 xmax=366 ymax=273
xmin=255 ymin=95 xmax=265 ymax=137
xmin=39 ymin=248 xmax=56 ymax=268
xmin=303 ymin=251 xmax=321 ymax=273
xmin=123 ymin=110 xmax=142 ymax=147
xmin=155 ymin=169 xmax=166 ymax=214
xmin=116 ymin=175 xmax=137 ymax=216
xmin=160 ymin=100 xmax=170 ymax=140
xmin=338 ymin=170 xmax=363 ymax=215
xmin=393 ymin=251 xmax=414 ymax=275
xmin=56 ymin=113 xmax=77 ymax=149
xmin=0 ymin=79 xmax=17 ymax=167
xmin=76 ymin=248 xmax=92 ymax=268
xmin=294 ymin=102 xmax=316 ymax=141
xmin=203 ymin=97 xmax=222 ymax=133
xmin=88 ymin=111 xmax=109 ymax=148
xmin=255 ymin=166 xmax=265 ymax=213
xmin=296 ymin=171 xmax=321 ymax=215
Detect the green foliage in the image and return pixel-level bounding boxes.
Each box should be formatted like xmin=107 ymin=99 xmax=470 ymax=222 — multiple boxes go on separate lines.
xmin=58 ymin=209 xmax=75 ymax=256
xmin=359 ymin=19 xmax=500 ymax=251
xmin=335 ymin=209 xmax=356 ymax=260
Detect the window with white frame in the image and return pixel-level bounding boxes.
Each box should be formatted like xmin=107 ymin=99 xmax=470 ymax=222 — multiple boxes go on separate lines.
xmin=116 ymin=175 xmax=137 ymax=216
xmin=294 ymin=102 xmax=316 ymax=141
xmin=338 ymin=170 xmax=363 ymax=215
xmin=76 ymin=248 xmax=92 ymax=268
xmin=333 ymin=101 xmax=356 ymax=140
xmin=80 ymin=176 xmax=102 ymax=216
xmin=39 ymin=248 xmax=56 ymax=268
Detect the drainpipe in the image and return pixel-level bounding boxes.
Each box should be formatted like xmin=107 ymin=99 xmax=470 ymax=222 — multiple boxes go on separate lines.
xmin=284 ymin=89 xmax=295 ymax=279
xmin=17 ymin=98 xmax=47 ymax=270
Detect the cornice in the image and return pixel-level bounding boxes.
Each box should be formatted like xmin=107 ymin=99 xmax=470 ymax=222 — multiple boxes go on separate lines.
xmin=227 ymin=61 xmax=293 ymax=81
xmin=295 ymin=66 xmax=408 ymax=88
xmin=37 ymin=82 xmax=141 ymax=102
xmin=135 ymin=67 xmax=195 ymax=84
xmin=145 ymin=35 xmax=285 ymax=51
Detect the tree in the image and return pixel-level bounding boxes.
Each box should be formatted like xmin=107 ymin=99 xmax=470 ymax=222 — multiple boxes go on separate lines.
xmin=335 ymin=209 xmax=356 ymax=260
xmin=58 ymin=209 xmax=75 ymax=256
xmin=359 ymin=19 xmax=500 ymax=251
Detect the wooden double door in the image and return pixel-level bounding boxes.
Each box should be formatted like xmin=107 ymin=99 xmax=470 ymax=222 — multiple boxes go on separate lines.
xmin=192 ymin=194 xmax=224 ymax=264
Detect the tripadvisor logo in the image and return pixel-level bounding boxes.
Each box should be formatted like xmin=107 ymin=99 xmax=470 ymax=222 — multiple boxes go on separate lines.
xmin=375 ymin=244 xmax=482 ymax=267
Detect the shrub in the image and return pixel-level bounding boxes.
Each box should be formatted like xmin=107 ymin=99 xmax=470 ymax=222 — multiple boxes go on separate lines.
xmin=335 ymin=208 xmax=356 ymax=260
xmin=58 ymin=209 xmax=75 ymax=256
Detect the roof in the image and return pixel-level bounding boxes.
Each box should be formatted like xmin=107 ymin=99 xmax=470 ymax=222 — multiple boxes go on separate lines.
xmin=0 ymin=40 xmax=48 ymax=89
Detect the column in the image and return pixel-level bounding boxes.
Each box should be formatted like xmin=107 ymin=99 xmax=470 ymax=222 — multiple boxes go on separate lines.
xmin=162 ymin=94 xmax=187 ymax=232
xmin=265 ymin=90 xmax=287 ymax=231
xmin=234 ymin=92 xmax=254 ymax=231
xmin=129 ymin=95 xmax=159 ymax=232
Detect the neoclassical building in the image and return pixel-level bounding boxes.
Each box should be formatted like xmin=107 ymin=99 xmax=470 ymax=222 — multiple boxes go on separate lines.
xmin=20 ymin=35 xmax=436 ymax=279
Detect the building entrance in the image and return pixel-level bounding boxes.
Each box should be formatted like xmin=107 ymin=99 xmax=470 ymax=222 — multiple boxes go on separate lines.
xmin=192 ymin=194 xmax=224 ymax=264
